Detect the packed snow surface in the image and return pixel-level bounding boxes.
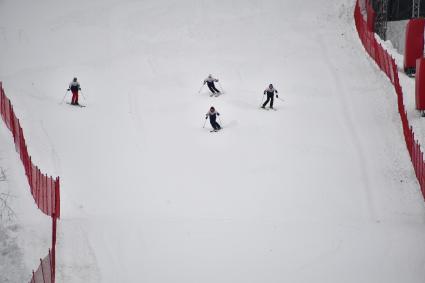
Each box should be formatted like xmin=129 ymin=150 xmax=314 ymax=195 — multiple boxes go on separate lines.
xmin=1 ymin=0 xmax=425 ymax=282
xmin=0 ymin=126 xmax=51 ymax=283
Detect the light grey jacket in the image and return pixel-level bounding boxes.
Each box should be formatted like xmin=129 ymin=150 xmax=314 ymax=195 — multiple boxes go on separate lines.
xmin=264 ymin=87 xmax=278 ymax=94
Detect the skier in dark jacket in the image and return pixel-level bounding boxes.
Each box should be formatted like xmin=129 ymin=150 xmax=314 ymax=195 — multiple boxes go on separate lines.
xmin=67 ymin=77 xmax=81 ymax=105
xmin=203 ymin=74 xmax=221 ymax=94
xmin=205 ymin=106 xmax=221 ymax=131
xmin=262 ymin=84 xmax=278 ymax=109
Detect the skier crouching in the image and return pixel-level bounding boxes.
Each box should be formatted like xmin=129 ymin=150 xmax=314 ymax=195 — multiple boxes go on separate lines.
xmin=262 ymin=84 xmax=278 ymax=109
xmin=68 ymin=77 xmax=82 ymax=105
xmin=203 ymin=74 xmax=221 ymax=94
xmin=205 ymin=106 xmax=221 ymax=131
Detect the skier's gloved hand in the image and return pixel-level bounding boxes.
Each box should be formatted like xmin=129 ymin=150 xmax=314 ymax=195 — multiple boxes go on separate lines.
xmin=276 ymin=95 xmax=278 ymax=98
xmin=67 ymin=88 xmax=70 ymax=91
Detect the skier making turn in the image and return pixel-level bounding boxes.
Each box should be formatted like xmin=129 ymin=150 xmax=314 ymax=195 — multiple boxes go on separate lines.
xmin=203 ymin=74 xmax=221 ymax=95
xmin=262 ymin=84 xmax=278 ymax=109
xmin=68 ymin=77 xmax=82 ymax=105
xmin=205 ymin=106 xmax=221 ymax=131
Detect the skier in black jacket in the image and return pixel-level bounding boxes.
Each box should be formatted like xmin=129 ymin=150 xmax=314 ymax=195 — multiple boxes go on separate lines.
xmin=205 ymin=106 xmax=221 ymax=131
xmin=262 ymin=84 xmax=278 ymax=109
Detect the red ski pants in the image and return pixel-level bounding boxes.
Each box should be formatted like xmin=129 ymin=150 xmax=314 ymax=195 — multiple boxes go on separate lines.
xmin=71 ymin=90 xmax=79 ymax=104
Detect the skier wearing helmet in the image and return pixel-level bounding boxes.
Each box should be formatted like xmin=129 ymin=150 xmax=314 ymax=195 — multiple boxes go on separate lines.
xmin=67 ymin=77 xmax=82 ymax=105
xmin=261 ymin=83 xmax=278 ymax=109
xmin=205 ymin=106 xmax=221 ymax=131
xmin=203 ymin=74 xmax=221 ymax=95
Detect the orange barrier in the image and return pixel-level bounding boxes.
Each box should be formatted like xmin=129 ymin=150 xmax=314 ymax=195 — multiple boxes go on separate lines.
xmin=0 ymin=82 xmax=59 ymax=283
xmin=354 ymin=0 xmax=425 ymax=199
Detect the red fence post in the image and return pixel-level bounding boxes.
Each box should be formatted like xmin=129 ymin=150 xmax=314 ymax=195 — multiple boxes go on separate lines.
xmin=55 ymin=177 xmax=60 ymax=219
xmin=36 ymin=167 xmax=39 ymax=206
xmin=39 ymin=258 xmax=45 ymax=283
xmin=419 ymin=153 xmax=424 ymax=187
xmin=9 ymin=101 xmax=14 ymax=135
xmin=44 ymin=175 xmax=48 ymax=214
xmin=415 ymin=143 xmax=417 ymax=176
xmin=52 ymin=216 xmax=57 ymax=283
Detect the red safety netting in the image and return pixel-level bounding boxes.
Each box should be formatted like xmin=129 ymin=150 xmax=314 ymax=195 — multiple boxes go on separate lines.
xmin=354 ymin=0 xmax=425 ymax=199
xmin=0 ymin=82 xmax=59 ymax=283
xmin=29 ymin=250 xmax=53 ymax=283
xmin=0 ymin=83 xmax=60 ymax=217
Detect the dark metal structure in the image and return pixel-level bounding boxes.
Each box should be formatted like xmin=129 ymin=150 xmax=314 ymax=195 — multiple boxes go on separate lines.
xmin=374 ymin=0 xmax=389 ymax=39
xmin=369 ymin=0 xmax=425 ymax=39
xmin=371 ymin=0 xmax=425 ymax=21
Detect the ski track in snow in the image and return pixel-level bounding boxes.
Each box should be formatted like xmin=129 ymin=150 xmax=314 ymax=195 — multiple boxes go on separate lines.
xmin=56 ymin=219 xmax=102 ymax=283
xmin=127 ymin=90 xmax=147 ymax=151
xmin=40 ymin=120 xmax=62 ymax=176
xmin=316 ymin=33 xmax=377 ymax=222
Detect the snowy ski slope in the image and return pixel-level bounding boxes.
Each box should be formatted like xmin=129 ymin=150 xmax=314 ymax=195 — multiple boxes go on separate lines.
xmin=1 ymin=0 xmax=425 ymax=282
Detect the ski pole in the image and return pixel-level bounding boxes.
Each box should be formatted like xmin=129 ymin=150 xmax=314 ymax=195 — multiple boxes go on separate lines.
xmin=218 ymin=116 xmax=223 ymax=126
xmin=218 ymin=82 xmax=225 ymax=93
xmin=259 ymin=93 xmax=265 ymax=107
xmin=277 ymin=97 xmax=284 ymax=102
xmin=203 ymin=117 xmax=207 ymax=128
xmin=60 ymin=90 xmax=69 ymax=104
xmin=80 ymin=90 xmax=87 ymax=101
xmin=198 ymin=84 xmax=204 ymax=94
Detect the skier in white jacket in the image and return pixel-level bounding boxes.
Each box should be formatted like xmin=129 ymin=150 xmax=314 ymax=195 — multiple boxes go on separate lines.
xmin=262 ymin=84 xmax=278 ymax=109
xmin=205 ymin=106 xmax=221 ymax=131
xmin=203 ymin=74 xmax=221 ymax=94
xmin=67 ymin=77 xmax=81 ymax=105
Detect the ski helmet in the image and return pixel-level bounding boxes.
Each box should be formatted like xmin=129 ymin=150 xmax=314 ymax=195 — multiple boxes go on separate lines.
xmin=208 ymin=74 xmax=212 ymax=78
xmin=269 ymin=84 xmax=273 ymax=88
xmin=73 ymin=77 xmax=77 ymax=82
xmin=210 ymin=106 xmax=215 ymax=111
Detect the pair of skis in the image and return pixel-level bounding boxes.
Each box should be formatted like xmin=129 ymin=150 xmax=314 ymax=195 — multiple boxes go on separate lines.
xmin=260 ymin=95 xmax=284 ymax=110
xmin=260 ymin=107 xmax=277 ymax=111
xmin=198 ymin=83 xmax=225 ymax=96
xmin=66 ymin=102 xmax=86 ymax=108
xmin=61 ymin=90 xmax=87 ymax=108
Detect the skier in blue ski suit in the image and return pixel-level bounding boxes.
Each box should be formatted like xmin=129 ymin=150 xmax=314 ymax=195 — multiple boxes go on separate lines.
xmin=205 ymin=106 xmax=221 ymax=130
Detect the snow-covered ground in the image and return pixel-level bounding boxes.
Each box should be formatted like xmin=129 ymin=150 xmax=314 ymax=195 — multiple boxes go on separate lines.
xmin=0 ymin=121 xmax=51 ymax=282
xmin=1 ymin=0 xmax=425 ymax=282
